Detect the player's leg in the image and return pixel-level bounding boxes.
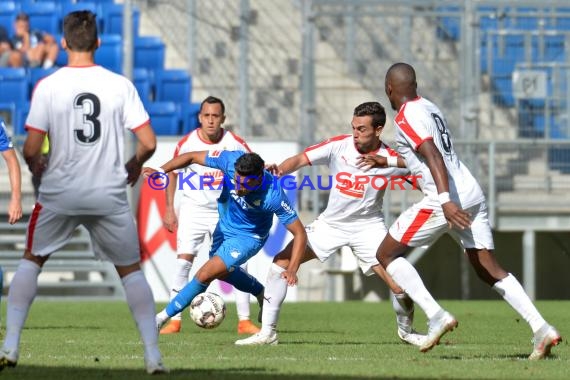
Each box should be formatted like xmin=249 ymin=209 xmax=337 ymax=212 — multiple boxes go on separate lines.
xmin=88 ymin=213 xmax=166 ymax=374
xmin=351 ymin=222 xmax=424 ymax=346
xmin=458 ymin=202 xmax=561 ymax=359
xmin=160 ymin=253 xmax=194 ymax=334
xmin=235 ymin=261 xmax=261 ymax=334
xmin=235 ymin=239 xmax=317 ymax=346
xmin=379 ymin=204 xmax=457 ymax=352
xmin=1 ymin=205 xmax=76 ymax=370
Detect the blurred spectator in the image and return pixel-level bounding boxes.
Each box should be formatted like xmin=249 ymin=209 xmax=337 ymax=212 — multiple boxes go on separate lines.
xmin=11 ymin=12 xmax=58 ymax=69
xmin=0 ymin=25 xmax=22 ymax=67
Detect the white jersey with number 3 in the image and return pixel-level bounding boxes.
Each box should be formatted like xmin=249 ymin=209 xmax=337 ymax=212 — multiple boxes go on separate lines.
xmin=394 ymin=97 xmax=485 ymax=208
xmin=304 ymin=134 xmax=408 ymax=226
xmin=174 ymin=129 xmax=251 ymax=208
xmin=25 ymin=65 xmax=149 ymax=215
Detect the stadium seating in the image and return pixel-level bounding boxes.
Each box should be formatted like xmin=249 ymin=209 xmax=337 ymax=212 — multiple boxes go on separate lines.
xmin=0 ymin=1 xmax=17 ymax=30
xmin=155 ymin=69 xmax=192 ymax=103
xmin=94 ymin=34 xmax=123 ymax=74
xmin=0 ymin=68 xmax=28 ymax=117
xmin=100 ymin=3 xmax=140 ymax=36
xmin=12 ymin=101 xmax=30 ymax=136
xmin=179 ymin=102 xmax=202 ymax=135
xmin=147 ymin=101 xmax=180 ymax=135
xmin=133 ymin=68 xmax=152 ymax=105
xmin=134 ymin=36 xmax=166 ymax=72
xmin=21 ymin=1 xmax=60 ymax=35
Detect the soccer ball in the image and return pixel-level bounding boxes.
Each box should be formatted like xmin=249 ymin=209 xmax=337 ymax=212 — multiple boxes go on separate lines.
xmin=189 ymin=292 xmax=226 ymax=329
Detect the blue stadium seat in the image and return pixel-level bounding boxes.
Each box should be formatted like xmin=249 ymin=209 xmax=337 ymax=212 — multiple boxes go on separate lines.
xmin=133 ymin=68 xmax=152 ymax=105
xmin=0 ymin=1 xmax=18 ymax=31
xmin=94 ymin=34 xmax=123 ymax=73
xmin=29 ymin=67 xmax=58 ymax=94
xmin=100 ymin=3 xmax=140 ymax=36
xmin=21 ymin=2 xmax=60 ymax=35
xmin=554 ymin=8 xmax=570 ymax=30
xmin=506 ymin=7 xmax=540 ymax=30
xmin=532 ymin=34 xmax=566 ymax=62
xmin=491 ymin=75 xmax=515 ymax=107
xmin=77 ymin=0 xmax=114 ymax=3
xmin=179 ymin=102 xmax=201 ymax=135
xmin=12 ymin=101 xmax=30 ymax=136
xmin=0 ymin=68 xmax=28 ymax=110
xmin=155 ymin=69 xmax=191 ymax=103
xmin=134 ymin=36 xmax=165 ymax=71
xmin=147 ymin=101 xmax=180 ymax=135
xmin=435 ymin=6 xmax=460 ymax=41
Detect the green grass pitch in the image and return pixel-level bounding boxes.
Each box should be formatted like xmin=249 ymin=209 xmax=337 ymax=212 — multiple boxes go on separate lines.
xmin=0 ymin=300 xmax=567 ymax=379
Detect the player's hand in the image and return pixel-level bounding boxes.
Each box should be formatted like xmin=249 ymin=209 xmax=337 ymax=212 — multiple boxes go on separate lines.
xmin=281 ymin=269 xmax=298 ymax=286
xmin=125 ymin=157 xmax=142 ymax=186
xmin=28 ymin=154 xmax=47 ymax=177
xmin=442 ymin=201 xmax=472 ymax=230
xmin=141 ymin=167 xmax=158 ymax=179
xmin=163 ymin=208 xmax=178 ymax=233
xmin=7 ymin=198 xmax=23 ymax=225
xmin=265 ymin=163 xmax=282 ymax=176
xmin=356 ymin=155 xmax=388 ymax=171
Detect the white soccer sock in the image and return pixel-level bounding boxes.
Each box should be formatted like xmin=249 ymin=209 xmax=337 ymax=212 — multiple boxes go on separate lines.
xmin=3 ymin=259 xmax=41 ymax=352
xmin=260 ymin=263 xmax=287 ymax=335
xmin=169 ymin=258 xmax=192 ymax=321
xmin=122 ymin=270 xmax=162 ymax=364
xmin=386 ymin=257 xmax=442 ymax=320
xmin=391 ymin=291 xmax=414 ymax=333
xmin=235 ymin=262 xmax=252 ymax=321
xmin=492 ymin=273 xmax=546 ymax=333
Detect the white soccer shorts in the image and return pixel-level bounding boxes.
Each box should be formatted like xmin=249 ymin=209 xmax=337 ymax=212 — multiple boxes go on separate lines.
xmin=26 ymin=203 xmax=141 ymax=266
xmin=389 ymin=198 xmax=495 ymax=250
xmin=306 ymin=217 xmax=388 ymax=276
xmin=176 ymin=201 xmax=219 ymax=255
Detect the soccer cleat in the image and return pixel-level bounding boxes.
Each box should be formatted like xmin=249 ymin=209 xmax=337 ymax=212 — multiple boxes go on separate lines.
xmin=0 ymin=348 xmax=18 ymax=371
xmin=235 ymin=331 xmax=279 ymax=346
xmin=419 ymin=310 xmax=458 ymax=353
xmin=529 ymin=323 xmax=562 ymax=360
xmin=145 ymin=359 xmax=169 ymax=375
xmin=159 ymin=319 xmax=181 ymax=335
xmin=398 ymin=328 xmax=426 ymax=347
xmin=237 ymin=319 xmax=261 ymax=335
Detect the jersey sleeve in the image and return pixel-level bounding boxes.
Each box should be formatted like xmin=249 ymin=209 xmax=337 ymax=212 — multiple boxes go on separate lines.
xmin=122 ymin=79 xmax=150 ymax=132
xmin=303 ymin=135 xmax=347 ymax=166
xmin=0 ymin=118 xmax=14 ymax=152
xmin=204 ymin=150 xmax=244 ymax=175
xmin=25 ymin=80 xmax=50 ymax=134
xmin=395 ymin=105 xmax=433 ymax=150
xmin=228 ymin=132 xmax=252 ymax=152
xmin=268 ymin=187 xmax=298 ymax=226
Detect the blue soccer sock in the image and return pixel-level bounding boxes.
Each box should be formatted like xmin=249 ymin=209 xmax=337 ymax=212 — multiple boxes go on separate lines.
xmin=225 ymin=267 xmax=264 ymax=296
xmin=165 ymin=278 xmax=208 ymax=317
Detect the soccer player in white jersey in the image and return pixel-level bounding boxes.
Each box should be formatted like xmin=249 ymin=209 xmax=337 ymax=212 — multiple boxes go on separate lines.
xmin=0 ymin=11 xmax=166 ymax=374
xmin=159 ymin=96 xmax=261 ymax=335
xmin=364 ymin=62 xmax=561 ymax=358
xmin=0 ymin=117 xmax=22 ymax=225
xmin=236 ymin=102 xmax=425 ymax=346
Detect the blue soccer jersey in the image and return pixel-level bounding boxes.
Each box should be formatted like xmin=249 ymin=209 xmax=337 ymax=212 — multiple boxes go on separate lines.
xmin=0 ymin=117 xmax=14 ymax=152
xmin=204 ymin=150 xmax=298 ymax=240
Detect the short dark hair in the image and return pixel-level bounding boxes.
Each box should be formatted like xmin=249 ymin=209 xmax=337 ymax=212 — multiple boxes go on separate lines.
xmin=200 ymin=96 xmax=225 ymax=115
xmin=63 ymin=11 xmax=98 ymax=52
xmin=15 ymin=12 xmax=29 ymax=22
xmin=353 ymin=102 xmax=386 ymax=129
xmin=235 ymin=153 xmax=264 ymax=177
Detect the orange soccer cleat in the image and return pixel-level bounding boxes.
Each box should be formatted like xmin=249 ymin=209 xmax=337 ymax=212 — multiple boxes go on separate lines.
xmin=159 ymin=319 xmax=181 ymax=334
xmin=237 ymin=319 xmax=261 ymax=335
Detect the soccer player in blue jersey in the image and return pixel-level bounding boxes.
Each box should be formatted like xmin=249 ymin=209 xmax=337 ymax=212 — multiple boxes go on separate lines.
xmin=143 ymin=151 xmax=307 ymax=333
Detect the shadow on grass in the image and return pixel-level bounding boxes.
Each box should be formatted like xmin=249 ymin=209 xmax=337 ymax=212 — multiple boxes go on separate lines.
xmin=0 ymin=365 xmax=419 ymax=380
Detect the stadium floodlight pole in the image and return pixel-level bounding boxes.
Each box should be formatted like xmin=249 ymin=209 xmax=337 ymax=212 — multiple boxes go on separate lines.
xmin=122 ymin=0 xmax=137 ymax=211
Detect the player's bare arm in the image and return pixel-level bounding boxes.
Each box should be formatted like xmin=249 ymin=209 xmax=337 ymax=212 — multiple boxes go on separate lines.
xmin=1 ymin=149 xmax=22 ymax=224
xmin=142 ymin=151 xmax=209 ymax=179
xmin=277 ymin=153 xmax=310 ymax=176
xmin=23 ymin=129 xmax=47 ymax=178
xmin=356 ymin=154 xmax=405 ymax=170
xmin=281 ymin=219 xmax=308 ymax=286
xmin=162 ymin=171 xmax=178 ymax=232
xmin=418 ymin=140 xmax=471 ymax=229
xmin=125 ymin=124 xmax=156 ymax=186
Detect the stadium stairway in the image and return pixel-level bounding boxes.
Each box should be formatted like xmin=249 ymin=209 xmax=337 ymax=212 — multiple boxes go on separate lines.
xmin=0 ymin=222 xmax=125 ymax=300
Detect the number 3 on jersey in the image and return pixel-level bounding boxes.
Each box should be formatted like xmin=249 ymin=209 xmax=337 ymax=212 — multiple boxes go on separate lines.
xmin=74 ymin=93 xmax=101 ymax=145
